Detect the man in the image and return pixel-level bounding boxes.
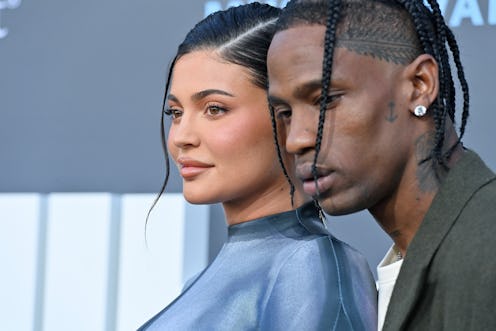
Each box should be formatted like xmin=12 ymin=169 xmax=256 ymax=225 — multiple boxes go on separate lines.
xmin=267 ymin=0 xmax=496 ymax=330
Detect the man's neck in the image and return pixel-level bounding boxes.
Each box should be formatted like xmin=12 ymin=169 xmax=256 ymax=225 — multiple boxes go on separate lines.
xmin=370 ymin=128 xmax=464 ymax=256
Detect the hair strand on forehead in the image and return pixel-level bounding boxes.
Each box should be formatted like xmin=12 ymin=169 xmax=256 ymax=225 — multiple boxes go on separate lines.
xmin=312 ymin=0 xmax=342 ymax=194
xmin=145 ymin=55 xmax=176 ymax=236
xmin=269 ymin=103 xmax=296 ymax=206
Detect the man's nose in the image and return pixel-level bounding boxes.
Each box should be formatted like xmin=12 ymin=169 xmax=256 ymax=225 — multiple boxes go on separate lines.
xmin=285 ymin=109 xmax=318 ymax=156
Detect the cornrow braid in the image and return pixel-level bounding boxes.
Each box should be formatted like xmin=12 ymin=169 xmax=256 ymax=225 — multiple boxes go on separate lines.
xmin=393 ymin=0 xmax=443 ymax=168
xmin=397 ymin=0 xmax=470 ymax=169
xmin=444 ymin=27 xmax=470 ymax=157
xmin=269 ymin=103 xmax=296 ymax=206
xmin=426 ymin=0 xmax=456 ymax=122
xmin=425 ymin=0 xmax=452 ymax=169
xmin=313 ymin=0 xmax=342 ymax=193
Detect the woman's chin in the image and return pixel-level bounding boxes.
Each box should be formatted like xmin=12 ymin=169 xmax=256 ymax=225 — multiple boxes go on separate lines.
xmin=182 ymin=193 xmax=219 ymax=205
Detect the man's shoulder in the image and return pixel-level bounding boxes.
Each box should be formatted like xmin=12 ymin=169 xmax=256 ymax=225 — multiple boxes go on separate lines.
xmin=428 ymin=150 xmax=496 ymax=269
xmin=437 ymin=148 xmax=496 ymax=221
xmin=434 ymin=174 xmax=496 ymax=268
xmin=456 ymin=166 xmax=496 ymax=224
xmin=466 ymin=173 xmax=496 ymax=210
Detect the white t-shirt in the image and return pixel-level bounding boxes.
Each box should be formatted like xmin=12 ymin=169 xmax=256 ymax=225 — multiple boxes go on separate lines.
xmin=376 ymin=245 xmax=404 ymax=331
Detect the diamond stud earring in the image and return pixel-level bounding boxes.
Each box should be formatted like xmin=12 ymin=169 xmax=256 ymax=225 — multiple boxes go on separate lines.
xmin=414 ymin=105 xmax=427 ymax=117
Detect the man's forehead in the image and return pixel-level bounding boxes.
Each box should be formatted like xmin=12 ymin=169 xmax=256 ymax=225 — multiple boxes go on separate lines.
xmin=268 ymin=28 xmax=326 ymax=101
xmin=268 ymin=26 xmax=326 ymax=75
xmin=270 ymin=24 xmax=326 ymax=50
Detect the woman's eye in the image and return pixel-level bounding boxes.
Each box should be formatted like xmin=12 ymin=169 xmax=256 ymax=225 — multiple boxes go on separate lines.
xmin=165 ymin=108 xmax=183 ymax=119
xmin=205 ymin=105 xmax=227 ymax=117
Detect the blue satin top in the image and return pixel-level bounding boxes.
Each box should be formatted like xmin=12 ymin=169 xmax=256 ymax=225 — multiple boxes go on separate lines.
xmin=139 ymin=202 xmax=377 ymax=330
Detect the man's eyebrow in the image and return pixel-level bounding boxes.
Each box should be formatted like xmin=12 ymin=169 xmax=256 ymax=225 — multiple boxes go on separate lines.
xmin=191 ymin=89 xmax=235 ymax=102
xmin=293 ymin=79 xmax=322 ymax=99
xmin=267 ymin=95 xmax=287 ymax=106
xmin=268 ymin=79 xmax=325 ymax=105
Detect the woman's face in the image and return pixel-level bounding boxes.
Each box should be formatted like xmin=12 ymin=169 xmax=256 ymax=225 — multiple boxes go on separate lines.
xmin=167 ymin=51 xmax=290 ymax=211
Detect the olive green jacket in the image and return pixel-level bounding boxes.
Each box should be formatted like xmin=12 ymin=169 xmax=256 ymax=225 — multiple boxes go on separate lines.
xmin=383 ymin=150 xmax=496 ymax=331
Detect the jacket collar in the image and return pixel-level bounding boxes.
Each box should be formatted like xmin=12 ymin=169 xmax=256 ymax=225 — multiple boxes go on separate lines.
xmin=383 ymin=150 xmax=496 ymax=330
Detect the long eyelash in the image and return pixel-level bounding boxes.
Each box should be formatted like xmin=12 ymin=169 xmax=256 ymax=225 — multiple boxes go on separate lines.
xmin=314 ymin=94 xmax=340 ymax=107
xmin=206 ymin=104 xmax=228 ymax=115
xmin=208 ymin=104 xmax=224 ymax=110
xmin=274 ymin=107 xmax=291 ymax=119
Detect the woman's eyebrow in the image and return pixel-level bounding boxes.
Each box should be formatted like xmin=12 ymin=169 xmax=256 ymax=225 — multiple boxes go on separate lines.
xmin=168 ymin=94 xmax=179 ymax=103
xmin=191 ymin=89 xmax=235 ymax=102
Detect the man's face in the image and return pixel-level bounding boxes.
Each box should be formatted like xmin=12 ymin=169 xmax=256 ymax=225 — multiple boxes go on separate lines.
xmin=267 ymin=25 xmax=417 ymax=215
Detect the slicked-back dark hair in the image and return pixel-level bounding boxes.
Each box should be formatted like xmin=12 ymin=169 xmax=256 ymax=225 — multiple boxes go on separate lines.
xmin=274 ymin=0 xmax=469 ymax=182
xmin=148 ymin=3 xmax=293 ymax=221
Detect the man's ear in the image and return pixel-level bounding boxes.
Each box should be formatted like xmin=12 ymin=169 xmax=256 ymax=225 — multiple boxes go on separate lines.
xmin=404 ymin=54 xmax=439 ymax=116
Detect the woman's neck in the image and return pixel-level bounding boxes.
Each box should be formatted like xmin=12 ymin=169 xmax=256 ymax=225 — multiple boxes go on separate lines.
xmin=222 ymin=184 xmax=308 ymax=225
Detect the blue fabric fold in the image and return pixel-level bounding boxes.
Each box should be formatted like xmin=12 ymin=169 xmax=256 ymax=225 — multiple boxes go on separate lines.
xmin=138 ymin=202 xmax=377 ymax=331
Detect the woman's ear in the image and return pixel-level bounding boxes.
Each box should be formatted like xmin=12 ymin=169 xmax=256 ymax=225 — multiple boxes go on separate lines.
xmin=404 ymin=54 xmax=439 ymax=117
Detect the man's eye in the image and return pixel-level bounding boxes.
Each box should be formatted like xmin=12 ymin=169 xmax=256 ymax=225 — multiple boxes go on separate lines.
xmin=315 ymin=94 xmax=342 ymax=108
xmin=276 ymin=109 xmax=292 ymax=119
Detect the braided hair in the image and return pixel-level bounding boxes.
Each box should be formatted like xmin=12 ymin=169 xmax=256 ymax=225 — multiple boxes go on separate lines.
xmin=148 ymin=4 xmax=294 ymax=223
xmin=274 ymin=0 xmax=470 ymax=178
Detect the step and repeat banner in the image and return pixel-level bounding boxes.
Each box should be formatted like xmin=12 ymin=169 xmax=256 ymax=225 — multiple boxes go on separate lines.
xmin=1 ymin=1 xmax=495 ymax=330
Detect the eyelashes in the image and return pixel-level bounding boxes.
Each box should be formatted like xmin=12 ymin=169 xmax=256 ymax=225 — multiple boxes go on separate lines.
xmin=204 ymin=105 xmax=228 ymax=117
xmin=275 ymin=108 xmax=292 ymax=120
xmin=164 ymin=104 xmax=229 ymax=120
xmin=164 ymin=108 xmax=182 ymax=119
xmin=314 ymin=94 xmax=343 ymax=107
xmin=271 ymin=94 xmax=343 ymax=120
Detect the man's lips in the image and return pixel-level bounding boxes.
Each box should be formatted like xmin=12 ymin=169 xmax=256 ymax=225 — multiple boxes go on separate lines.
xmin=176 ymin=157 xmax=214 ymax=179
xmin=296 ymin=163 xmax=334 ymax=197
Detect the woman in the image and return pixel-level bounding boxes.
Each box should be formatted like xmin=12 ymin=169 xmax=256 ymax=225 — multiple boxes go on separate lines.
xmin=139 ymin=4 xmax=377 ymax=330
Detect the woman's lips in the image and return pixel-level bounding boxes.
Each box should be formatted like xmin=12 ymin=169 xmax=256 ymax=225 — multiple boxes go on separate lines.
xmin=180 ymin=166 xmax=212 ymax=179
xmin=177 ymin=158 xmax=214 ymax=179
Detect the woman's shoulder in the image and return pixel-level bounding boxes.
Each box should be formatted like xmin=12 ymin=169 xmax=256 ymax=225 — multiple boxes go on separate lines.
xmin=271 ymin=234 xmax=375 ymax=295
xmin=261 ymin=234 xmax=377 ymax=330
xmin=272 ymin=235 xmax=344 ymax=281
xmin=291 ymin=234 xmax=368 ymax=263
